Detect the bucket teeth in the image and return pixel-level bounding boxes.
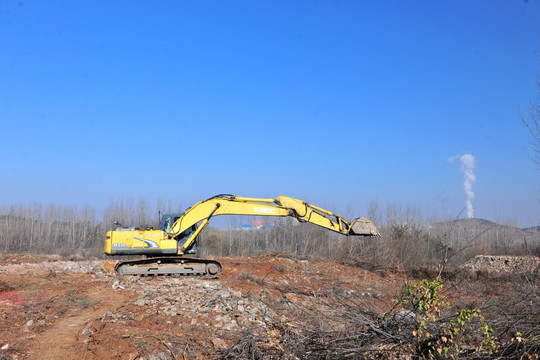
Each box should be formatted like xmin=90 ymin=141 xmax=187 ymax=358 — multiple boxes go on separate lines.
xmin=349 ymin=217 xmax=380 ymax=236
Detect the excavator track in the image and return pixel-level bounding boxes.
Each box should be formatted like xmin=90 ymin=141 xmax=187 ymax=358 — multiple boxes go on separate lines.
xmin=115 ymin=257 xmax=222 ymax=277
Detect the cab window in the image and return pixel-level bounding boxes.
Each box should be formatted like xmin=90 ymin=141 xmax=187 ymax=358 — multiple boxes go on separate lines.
xmin=162 ymin=216 xmax=172 ymax=232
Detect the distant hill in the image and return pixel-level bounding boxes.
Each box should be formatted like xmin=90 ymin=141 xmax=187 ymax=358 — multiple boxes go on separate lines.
xmin=428 ymin=217 xmax=538 ymax=232
xmin=424 ymin=218 xmax=539 ymax=247
xmin=521 ymin=225 xmax=540 ymax=233
xmin=428 ymin=218 xmax=507 ymax=231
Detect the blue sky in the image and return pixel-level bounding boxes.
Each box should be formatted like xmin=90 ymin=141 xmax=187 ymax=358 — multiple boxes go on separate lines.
xmin=1 ymin=1 xmax=540 ymax=226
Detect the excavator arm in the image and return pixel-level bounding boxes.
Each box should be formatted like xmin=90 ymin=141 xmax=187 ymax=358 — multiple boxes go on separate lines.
xmin=168 ymin=194 xmax=380 ymax=255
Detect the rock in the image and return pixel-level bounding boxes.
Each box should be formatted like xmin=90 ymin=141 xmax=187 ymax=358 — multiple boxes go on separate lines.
xmin=26 ymin=320 xmax=34 ymax=327
xmin=223 ymin=320 xmax=239 ymax=331
xmin=202 ymin=283 xmax=219 ymax=291
xmin=148 ymin=352 xmax=169 ymax=360
xmin=134 ymin=299 xmax=147 ymax=306
xmin=395 ymin=310 xmax=416 ymax=324
xmin=253 ymin=320 xmax=266 ymax=327
xmin=105 ymin=311 xmax=121 ymax=321
xmin=112 ymin=280 xmax=125 ymax=290
xmin=249 ymin=307 xmax=259 ymax=315
xmin=211 ymin=338 xmax=227 ymax=350
xmin=217 ymin=290 xmax=230 ymax=298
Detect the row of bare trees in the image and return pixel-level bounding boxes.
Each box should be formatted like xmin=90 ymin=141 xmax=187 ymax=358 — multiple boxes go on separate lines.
xmin=200 ymin=201 xmax=539 ymax=269
xmin=0 ymin=198 xmax=181 ymax=257
xmin=0 ymin=204 xmax=98 ymax=255
xmin=1 ymin=199 xmax=538 ymax=266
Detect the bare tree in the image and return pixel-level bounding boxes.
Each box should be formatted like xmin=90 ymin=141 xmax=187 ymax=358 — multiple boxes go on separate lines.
xmin=522 ymin=72 xmax=540 ymax=168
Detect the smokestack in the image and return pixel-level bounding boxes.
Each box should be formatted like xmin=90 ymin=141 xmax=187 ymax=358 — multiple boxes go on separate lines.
xmin=448 ymin=153 xmax=477 ymax=218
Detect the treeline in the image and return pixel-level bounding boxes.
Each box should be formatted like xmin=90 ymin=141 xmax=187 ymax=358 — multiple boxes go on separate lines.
xmin=0 ymin=200 xmax=539 ymax=268
xmin=0 ymin=199 xmax=181 ymax=257
xmin=199 ymin=204 xmax=540 ymax=269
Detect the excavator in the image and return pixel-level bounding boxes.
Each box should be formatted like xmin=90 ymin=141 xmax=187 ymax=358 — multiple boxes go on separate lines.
xmin=104 ymin=194 xmax=380 ymax=276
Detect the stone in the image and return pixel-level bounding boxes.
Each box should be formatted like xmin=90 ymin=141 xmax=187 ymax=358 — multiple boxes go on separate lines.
xmin=134 ymin=299 xmax=147 ymax=306
xmin=395 ymin=310 xmax=416 ymax=324
xmin=218 ymin=290 xmax=231 ymax=298
xmin=211 ymin=338 xmax=227 ymax=350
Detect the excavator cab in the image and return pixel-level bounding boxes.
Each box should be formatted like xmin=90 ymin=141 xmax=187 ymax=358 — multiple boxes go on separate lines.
xmin=159 ymin=213 xmax=197 ymax=254
xmin=159 ymin=213 xmax=182 ymax=233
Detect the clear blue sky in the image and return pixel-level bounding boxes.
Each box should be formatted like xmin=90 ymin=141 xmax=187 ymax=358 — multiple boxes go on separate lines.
xmin=1 ymin=1 xmax=539 ymax=226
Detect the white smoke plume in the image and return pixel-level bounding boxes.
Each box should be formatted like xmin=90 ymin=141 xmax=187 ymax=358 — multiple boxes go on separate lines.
xmin=448 ymin=153 xmax=476 ymax=218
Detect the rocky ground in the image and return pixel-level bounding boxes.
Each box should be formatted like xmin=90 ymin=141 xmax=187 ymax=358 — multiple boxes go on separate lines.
xmin=0 ymin=254 xmax=538 ymax=359
xmin=462 ymin=255 xmax=540 ymax=277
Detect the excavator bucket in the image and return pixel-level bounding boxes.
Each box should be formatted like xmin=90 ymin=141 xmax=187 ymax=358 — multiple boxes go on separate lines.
xmin=349 ymin=217 xmax=380 ymax=236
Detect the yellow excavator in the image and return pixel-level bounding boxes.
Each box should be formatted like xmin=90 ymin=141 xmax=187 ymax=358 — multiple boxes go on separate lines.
xmin=104 ymin=194 xmax=380 ymax=276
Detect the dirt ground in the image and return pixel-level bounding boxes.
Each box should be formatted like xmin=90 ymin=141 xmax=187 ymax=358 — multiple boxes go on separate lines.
xmin=0 ymin=254 xmax=537 ymax=359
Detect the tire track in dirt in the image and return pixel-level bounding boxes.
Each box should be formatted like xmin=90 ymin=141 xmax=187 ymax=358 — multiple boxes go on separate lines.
xmin=26 ymin=284 xmax=135 ymax=360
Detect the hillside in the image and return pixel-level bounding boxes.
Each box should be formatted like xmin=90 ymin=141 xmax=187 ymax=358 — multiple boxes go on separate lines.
xmin=425 ymin=218 xmax=540 ymax=250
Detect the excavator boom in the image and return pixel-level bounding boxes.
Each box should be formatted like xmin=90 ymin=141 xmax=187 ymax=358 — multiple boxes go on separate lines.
xmin=105 ymin=194 xmax=379 ymax=276
xmin=169 ymin=194 xmax=379 ymax=251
